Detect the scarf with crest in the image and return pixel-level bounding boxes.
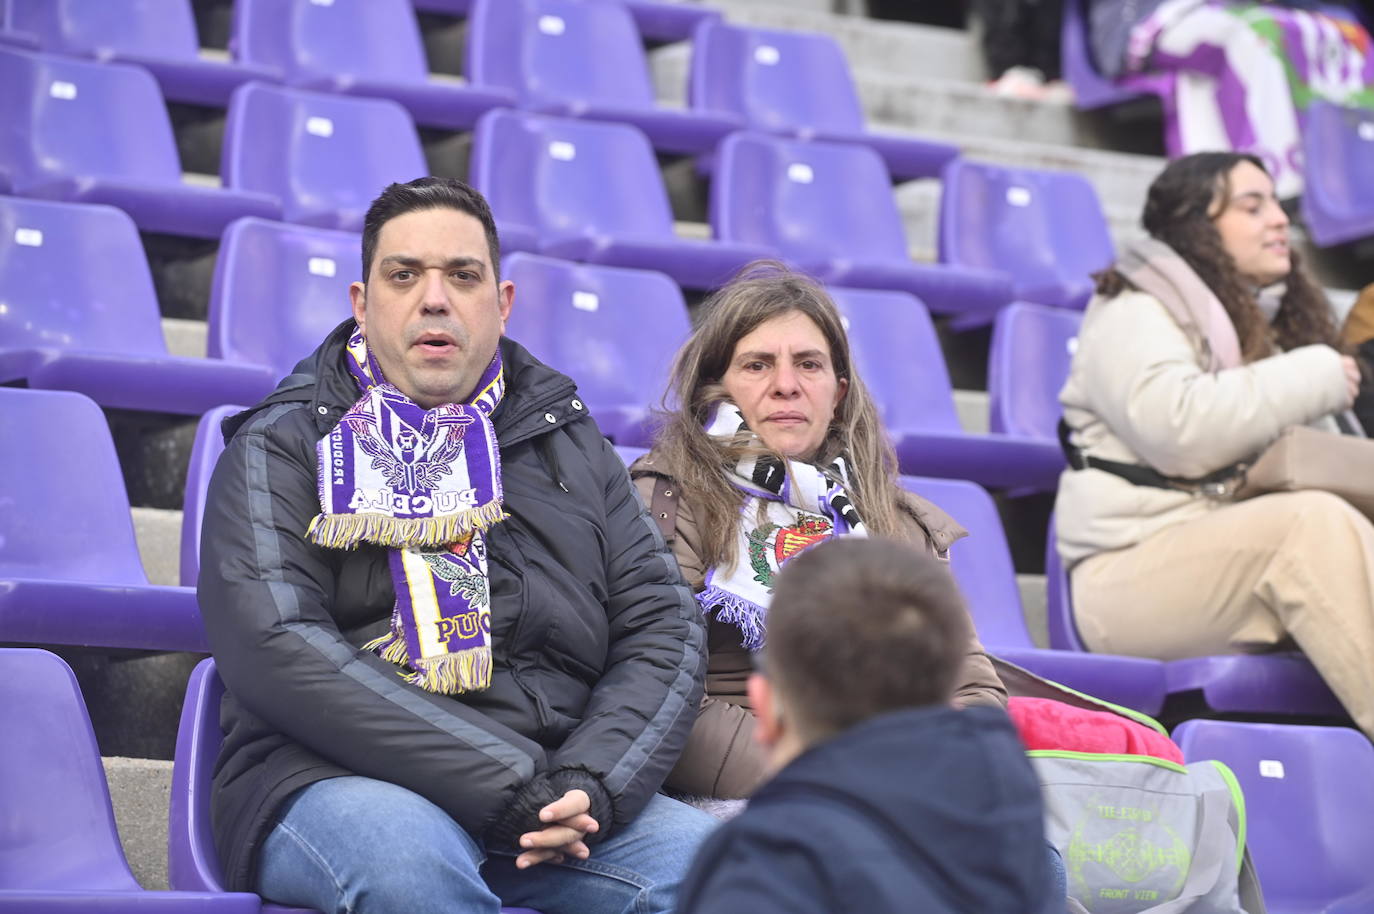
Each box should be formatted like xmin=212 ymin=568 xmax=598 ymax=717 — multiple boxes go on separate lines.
xmin=308 ymin=327 xmax=506 ymax=694
xmin=696 ymin=403 xmax=866 ymax=651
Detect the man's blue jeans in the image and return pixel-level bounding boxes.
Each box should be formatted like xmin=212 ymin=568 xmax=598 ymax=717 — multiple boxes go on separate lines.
xmin=256 ymin=775 xmax=717 ymax=914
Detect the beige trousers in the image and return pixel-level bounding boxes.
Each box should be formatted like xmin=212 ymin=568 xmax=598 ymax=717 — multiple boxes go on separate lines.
xmin=1072 ymin=490 xmax=1374 ymax=739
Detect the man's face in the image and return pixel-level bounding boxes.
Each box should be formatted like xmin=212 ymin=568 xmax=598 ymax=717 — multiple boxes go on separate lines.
xmin=350 ymin=207 xmax=514 ymax=408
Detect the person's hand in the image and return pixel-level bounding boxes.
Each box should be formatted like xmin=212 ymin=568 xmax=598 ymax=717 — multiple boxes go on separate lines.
xmin=514 ymin=789 xmax=599 ymax=869
xmin=1341 ymin=355 xmax=1362 ymax=405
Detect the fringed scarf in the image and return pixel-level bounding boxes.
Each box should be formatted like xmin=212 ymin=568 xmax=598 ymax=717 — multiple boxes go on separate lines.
xmin=309 ymin=328 xmax=506 ymax=694
xmin=696 ymin=403 xmax=866 ymax=650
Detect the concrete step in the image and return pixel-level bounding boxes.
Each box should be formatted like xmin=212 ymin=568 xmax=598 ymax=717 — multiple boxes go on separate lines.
xmin=1017 ymin=573 xmax=1050 ymax=649
xmin=132 ymin=507 xmax=183 ymax=588
xmin=105 ymin=756 xmax=173 ymax=890
xmin=650 ymin=43 xmax=1097 ymax=152
xmin=687 ymin=0 xmax=989 ymax=83
xmin=163 ymin=317 xmax=207 ymax=359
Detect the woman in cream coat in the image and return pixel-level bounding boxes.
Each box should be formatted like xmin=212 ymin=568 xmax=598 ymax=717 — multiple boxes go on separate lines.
xmin=1057 ymin=152 xmax=1374 ymax=737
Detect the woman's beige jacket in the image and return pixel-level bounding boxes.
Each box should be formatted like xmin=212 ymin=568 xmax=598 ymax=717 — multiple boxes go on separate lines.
xmin=1056 ymin=289 xmax=1349 ymax=568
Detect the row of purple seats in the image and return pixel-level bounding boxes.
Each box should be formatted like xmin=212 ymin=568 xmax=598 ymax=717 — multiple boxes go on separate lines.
xmin=412 ymin=0 xmax=724 ymax=45
xmin=0 ymin=388 xmax=206 ymax=652
xmin=0 ymin=195 xmax=278 ymax=415
xmin=0 ymin=647 xmax=543 ymax=913
xmin=1175 ymin=720 xmax=1374 ymax=914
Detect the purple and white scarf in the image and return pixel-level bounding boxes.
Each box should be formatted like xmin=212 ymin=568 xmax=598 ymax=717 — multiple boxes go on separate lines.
xmin=308 ymin=328 xmax=505 ymax=694
xmin=696 ymin=403 xmax=865 ymax=651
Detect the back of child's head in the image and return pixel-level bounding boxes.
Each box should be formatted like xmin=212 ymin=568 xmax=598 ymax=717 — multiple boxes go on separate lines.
xmin=763 ymin=537 xmax=973 ymax=739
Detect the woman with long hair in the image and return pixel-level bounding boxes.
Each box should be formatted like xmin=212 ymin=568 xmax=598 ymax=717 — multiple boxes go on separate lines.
xmin=1056 ymin=151 xmax=1374 ymax=738
xmin=630 ymin=263 xmax=1006 ymax=799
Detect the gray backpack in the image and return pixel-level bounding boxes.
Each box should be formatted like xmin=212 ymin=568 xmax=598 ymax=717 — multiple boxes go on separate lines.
xmin=1034 ymin=752 xmax=1266 ymax=914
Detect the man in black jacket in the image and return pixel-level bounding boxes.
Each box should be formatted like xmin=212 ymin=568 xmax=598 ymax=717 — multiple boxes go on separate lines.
xmin=675 ymin=538 xmax=1059 ymax=914
xmin=198 ymin=177 xmax=712 ymax=914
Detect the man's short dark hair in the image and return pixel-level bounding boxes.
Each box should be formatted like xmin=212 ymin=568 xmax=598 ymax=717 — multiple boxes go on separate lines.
xmin=360 ymin=177 xmax=502 ymax=283
xmin=763 ymin=538 xmax=972 ymax=737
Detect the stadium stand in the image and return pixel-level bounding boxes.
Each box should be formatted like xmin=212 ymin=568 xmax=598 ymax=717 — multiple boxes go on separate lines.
xmin=221 ymin=82 xmax=427 ymax=232
xmin=904 ymin=476 xmax=1167 ymax=716
xmin=466 ymin=0 xmax=742 ymax=155
xmin=0 ymin=47 xmax=280 ymax=238
xmin=1175 ymin=719 xmax=1374 ymax=914
xmin=1299 ymin=100 xmax=1374 ymax=248
xmin=502 ymin=253 xmax=690 ymax=447
xmin=834 ymin=286 xmax=1063 ymax=490
xmin=232 ymin=0 xmax=514 ymax=131
xmin=0 ymin=647 xmax=260 ymax=911
xmin=7 ymin=0 xmax=280 ymax=106
xmin=3 ymin=0 xmax=1371 ymax=899
xmin=938 ymin=159 xmax=1114 ymax=311
xmin=471 ymin=108 xmax=774 ymax=290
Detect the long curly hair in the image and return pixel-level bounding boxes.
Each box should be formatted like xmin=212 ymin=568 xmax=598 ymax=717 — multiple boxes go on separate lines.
xmin=1096 ymin=152 xmax=1338 ymax=361
xmin=649 ymin=262 xmax=906 ymax=573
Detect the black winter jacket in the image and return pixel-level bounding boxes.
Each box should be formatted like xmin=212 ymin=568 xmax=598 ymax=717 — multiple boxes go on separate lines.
xmin=198 ymin=321 xmax=706 ymax=891
xmin=676 ymin=705 xmax=1057 ymax=914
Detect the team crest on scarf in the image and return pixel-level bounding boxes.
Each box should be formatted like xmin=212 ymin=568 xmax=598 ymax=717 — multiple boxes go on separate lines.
xmin=746 ymin=515 xmax=834 ymax=589
xmin=309 ymin=328 xmax=505 ymax=695
xmin=697 ymin=403 xmax=865 ymax=650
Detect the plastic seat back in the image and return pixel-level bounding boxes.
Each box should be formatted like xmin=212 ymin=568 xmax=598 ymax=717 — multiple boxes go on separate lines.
xmin=467 ymin=0 xmax=657 ymax=109
xmin=830 ymin=287 xmax=962 ymax=434
xmin=502 ymin=253 xmax=688 ymax=440
xmin=0 ymin=388 xmax=148 ymax=585
xmin=0 ymin=46 xmax=182 ymax=191
xmin=472 ymin=109 xmax=677 ymax=244
xmin=1300 ymin=100 xmax=1374 ymax=246
xmin=940 ymin=159 xmax=1113 ymax=308
xmin=1173 ymin=719 xmax=1374 ymax=911
xmin=712 ymin=131 xmax=910 ymax=265
xmin=222 ymin=82 xmax=426 ymax=230
xmin=900 ymin=475 xmax=1033 ymax=648
xmin=180 ymin=405 xmax=242 ymax=588
xmin=208 ymin=217 xmax=357 ymax=378
xmin=988 ymin=302 xmax=1082 ymax=439
xmin=0 ymin=647 xmax=140 ymax=891
xmin=690 ymin=20 xmax=866 ymax=135
xmin=9 ymin=0 xmax=202 ymax=61
xmin=0 ymin=196 xmax=168 ymax=355
xmin=235 ymin=0 xmax=431 ymax=85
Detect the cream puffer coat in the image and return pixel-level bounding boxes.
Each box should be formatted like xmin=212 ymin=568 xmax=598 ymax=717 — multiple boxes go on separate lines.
xmin=1056 ymin=289 xmax=1351 ymax=568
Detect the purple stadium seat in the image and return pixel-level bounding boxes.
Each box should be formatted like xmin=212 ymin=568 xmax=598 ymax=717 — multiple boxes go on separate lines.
xmin=987 ymin=301 xmax=1083 ymax=441
xmin=833 ymin=287 xmax=1062 ymax=491
xmin=208 ymin=217 xmax=357 ymax=380
xmin=903 ymin=476 xmax=1166 ymax=714
xmin=0 ymin=196 xmax=276 ymax=414
xmin=1045 ymin=515 xmax=1348 ymax=719
xmin=233 ymin=0 xmax=513 ymax=130
xmin=0 ymin=47 xmax=281 ymax=239
xmin=9 ymin=0 xmax=280 ymax=106
xmin=180 ymin=405 xmax=242 ymax=588
xmin=0 ymin=648 xmax=260 ymax=912
xmin=503 ymin=253 xmax=689 ymax=446
xmin=467 ymin=0 xmax=741 ymax=156
xmin=1300 ymin=101 xmax=1374 ymax=247
xmin=689 ymin=20 xmax=959 ymax=181
xmin=0 ymin=389 xmax=206 ymax=652
xmin=939 ymin=160 xmax=1114 ymax=311
xmin=171 ymin=659 xmax=543 ymax=914
xmin=1174 ymin=719 xmax=1374 ymax=914
xmin=618 ymin=0 xmax=723 ymax=44
xmin=1061 ymin=0 xmax=1177 ymax=117
xmin=222 ymin=82 xmax=427 ymax=232
xmin=472 ymin=109 xmax=774 ymax=291
xmin=712 ymin=132 xmax=1014 ymax=323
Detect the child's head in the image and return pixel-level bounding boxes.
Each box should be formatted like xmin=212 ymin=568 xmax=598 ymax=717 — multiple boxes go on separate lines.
xmin=748 ymin=537 xmax=973 ymax=760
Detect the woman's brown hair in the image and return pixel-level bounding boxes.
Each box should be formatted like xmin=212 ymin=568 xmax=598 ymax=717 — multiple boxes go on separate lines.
xmin=650 ymin=262 xmax=907 ymax=573
xmin=1096 ymin=152 xmax=1338 ymax=361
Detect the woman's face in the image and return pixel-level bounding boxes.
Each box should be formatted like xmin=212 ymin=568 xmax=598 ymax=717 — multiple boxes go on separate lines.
xmin=1212 ymin=160 xmax=1291 ymax=287
xmin=719 ymin=311 xmax=848 ymax=462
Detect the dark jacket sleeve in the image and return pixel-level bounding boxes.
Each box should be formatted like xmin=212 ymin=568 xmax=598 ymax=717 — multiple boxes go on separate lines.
xmin=198 ymin=404 xmax=550 ymax=838
xmin=676 ymin=822 xmax=831 ymax=914
xmin=536 ymin=437 xmax=707 ymax=833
